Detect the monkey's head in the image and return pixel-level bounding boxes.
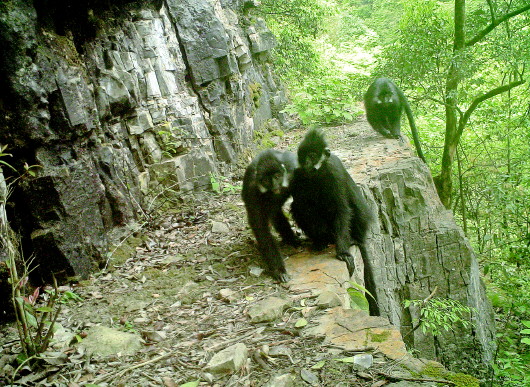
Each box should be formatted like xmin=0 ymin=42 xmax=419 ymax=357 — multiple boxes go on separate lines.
xmin=298 ymin=128 xmax=331 ymax=174
xmin=255 ymin=152 xmax=289 ymax=195
xmin=374 ymin=81 xmax=395 ymax=105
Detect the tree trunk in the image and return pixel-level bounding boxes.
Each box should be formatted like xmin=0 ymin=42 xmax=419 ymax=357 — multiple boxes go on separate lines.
xmin=435 ymin=0 xmax=465 ymax=208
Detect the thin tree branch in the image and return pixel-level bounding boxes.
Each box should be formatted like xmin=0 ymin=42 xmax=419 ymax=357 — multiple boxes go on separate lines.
xmin=375 ymin=370 xmax=456 ymax=386
xmin=486 ymin=0 xmax=495 ymax=21
xmin=457 ymin=80 xmax=525 ymax=140
xmin=403 ymin=287 xmax=438 ymax=339
xmin=466 ymin=3 xmax=530 ymax=46
xmin=422 ymin=96 xmax=465 ymax=121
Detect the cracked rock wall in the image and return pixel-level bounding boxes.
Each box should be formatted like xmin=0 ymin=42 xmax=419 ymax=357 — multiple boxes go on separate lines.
xmin=344 ymin=127 xmax=495 ymax=373
xmin=0 ymin=0 xmax=287 ymax=279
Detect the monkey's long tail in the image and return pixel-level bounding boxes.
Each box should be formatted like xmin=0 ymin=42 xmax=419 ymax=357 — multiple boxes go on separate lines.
xmin=359 ymin=243 xmax=380 ymax=316
xmin=403 ymin=102 xmax=427 ymax=164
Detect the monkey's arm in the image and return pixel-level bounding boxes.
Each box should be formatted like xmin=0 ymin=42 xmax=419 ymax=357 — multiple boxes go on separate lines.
xmin=246 ymin=203 xmax=289 ymax=282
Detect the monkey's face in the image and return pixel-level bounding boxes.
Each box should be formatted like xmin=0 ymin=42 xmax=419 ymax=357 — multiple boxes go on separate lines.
xmin=376 ymin=91 xmax=394 ymax=105
xmin=257 ymin=164 xmax=288 ymax=195
xmin=299 ymin=148 xmax=331 ymax=174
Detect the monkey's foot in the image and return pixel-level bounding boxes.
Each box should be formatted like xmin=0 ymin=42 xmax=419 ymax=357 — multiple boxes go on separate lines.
xmin=312 ymin=241 xmax=328 ymax=251
xmin=271 ymin=271 xmax=290 ymax=283
xmin=282 ymin=235 xmax=302 ymax=247
xmin=337 ymin=252 xmax=355 ymax=276
xmin=379 ymin=129 xmax=394 ymax=139
xmin=268 ymin=263 xmax=290 ymax=283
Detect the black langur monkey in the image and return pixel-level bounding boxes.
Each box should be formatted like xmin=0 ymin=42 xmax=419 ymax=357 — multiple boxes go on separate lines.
xmin=364 ymin=77 xmax=426 ymax=163
xmin=242 ymin=149 xmax=299 ymax=282
xmin=290 ymin=129 xmax=379 ymax=315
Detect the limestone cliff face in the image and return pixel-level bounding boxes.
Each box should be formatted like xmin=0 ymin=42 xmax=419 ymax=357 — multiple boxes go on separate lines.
xmin=0 ymin=0 xmax=287 ymax=278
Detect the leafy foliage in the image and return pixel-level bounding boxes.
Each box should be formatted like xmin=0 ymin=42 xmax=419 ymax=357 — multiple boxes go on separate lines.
xmin=0 ymin=144 xmax=16 ymax=172
xmin=404 ymin=298 xmax=474 ymax=337
xmin=254 ymin=0 xmax=376 ymax=126
xmin=11 ymin=273 xmax=63 ymax=360
xmin=255 ymin=0 xmax=327 ymax=83
xmin=487 ymin=265 xmax=530 ymax=385
xmin=157 ymin=128 xmax=185 ymax=158
xmin=346 ymin=281 xmax=372 ymax=312
xmin=376 ymin=0 xmax=453 ymax=90
xmin=283 ymin=73 xmax=364 ymax=126
xmin=209 ymin=173 xmax=242 ymax=195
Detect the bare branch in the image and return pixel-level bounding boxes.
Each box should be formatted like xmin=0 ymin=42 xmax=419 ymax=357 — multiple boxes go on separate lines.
xmin=466 ymin=3 xmax=530 ymax=46
xmin=457 ymin=79 xmax=526 ymax=139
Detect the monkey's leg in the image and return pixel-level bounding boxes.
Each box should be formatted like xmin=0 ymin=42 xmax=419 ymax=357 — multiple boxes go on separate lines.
xmin=292 ymin=201 xmax=329 ymax=250
xmin=372 ymin=121 xmax=395 ymax=139
xmin=389 ymin=119 xmax=401 ymax=139
xmin=382 ymin=117 xmax=400 ymax=139
xmin=247 ymin=206 xmax=289 ymax=282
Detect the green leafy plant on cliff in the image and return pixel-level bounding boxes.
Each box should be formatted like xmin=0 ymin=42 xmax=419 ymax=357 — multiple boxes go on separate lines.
xmin=157 ymin=128 xmax=185 ymax=158
xmin=10 ymin=265 xmax=62 ymax=362
xmin=0 ymin=144 xmax=17 ymax=172
xmin=404 ymin=297 xmax=473 ymax=337
xmin=252 ymin=121 xmax=285 ymax=150
xmin=0 ymin=147 xmax=57 ymax=377
xmin=209 ymin=173 xmax=241 ymax=195
xmin=249 ymin=82 xmax=262 ymax=110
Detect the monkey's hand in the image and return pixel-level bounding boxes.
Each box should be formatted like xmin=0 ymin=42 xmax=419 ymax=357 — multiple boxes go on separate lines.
xmin=337 ymin=252 xmax=355 ymax=276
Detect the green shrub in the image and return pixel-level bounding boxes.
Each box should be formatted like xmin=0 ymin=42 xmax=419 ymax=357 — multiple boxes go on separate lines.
xmin=284 ymin=73 xmax=364 ymax=126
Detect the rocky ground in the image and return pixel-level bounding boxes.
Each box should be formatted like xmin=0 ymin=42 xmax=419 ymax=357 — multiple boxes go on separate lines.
xmin=0 ymin=123 xmax=468 ymax=386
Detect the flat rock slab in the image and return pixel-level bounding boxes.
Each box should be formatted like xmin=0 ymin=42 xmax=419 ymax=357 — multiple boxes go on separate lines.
xmin=305 ymin=307 xmax=408 ymax=360
xmin=285 ymin=249 xmax=355 ymax=309
xmin=286 ymin=249 xmax=350 ymax=288
xmin=204 ymin=343 xmax=248 ymax=374
xmin=79 ymin=326 xmax=143 ymax=357
xmin=247 ymin=296 xmax=291 ymax=323
xmin=263 ymin=373 xmax=296 ymax=387
xmin=286 ymin=247 xmax=367 ymax=308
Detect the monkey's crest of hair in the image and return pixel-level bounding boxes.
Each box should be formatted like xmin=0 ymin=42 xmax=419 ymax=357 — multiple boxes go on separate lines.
xmin=299 ymin=128 xmax=327 ymax=154
xmin=256 ymin=150 xmax=282 ymax=177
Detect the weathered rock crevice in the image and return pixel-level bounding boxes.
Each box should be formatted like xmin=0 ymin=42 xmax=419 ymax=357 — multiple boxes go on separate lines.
xmin=0 ymin=0 xmax=288 ymax=281
xmin=164 ymin=0 xmax=211 ymax=116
